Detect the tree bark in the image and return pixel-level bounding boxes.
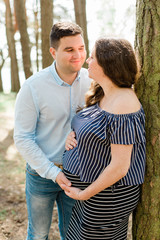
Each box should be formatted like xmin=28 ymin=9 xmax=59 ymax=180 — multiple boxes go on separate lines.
xmin=133 ymin=0 xmax=160 ymax=239
xmin=40 ymin=0 xmax=53 ymax=68
xmin=4 ymin=0 xmax=20 ymax=92
xmin=73 ymin=0 xmax=89 ymax=68
xmin=14 ymin=0 xmax=33 ymax=79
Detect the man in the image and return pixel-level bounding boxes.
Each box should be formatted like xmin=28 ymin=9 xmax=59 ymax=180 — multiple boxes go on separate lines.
xmin=14 ymin=22 xmax=91 ymax=240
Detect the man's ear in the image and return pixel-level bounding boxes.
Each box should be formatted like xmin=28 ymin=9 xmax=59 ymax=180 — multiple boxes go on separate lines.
xmin=50 ymin=47 xmax=56 ymax=59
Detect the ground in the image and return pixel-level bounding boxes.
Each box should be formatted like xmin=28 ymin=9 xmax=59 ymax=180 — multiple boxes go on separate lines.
xmin=0 ymin=93 xmax=132 ymax=240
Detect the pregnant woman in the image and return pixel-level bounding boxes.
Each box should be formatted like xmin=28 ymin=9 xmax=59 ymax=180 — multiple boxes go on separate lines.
xmin=61 ymin=38 xmax=146 ymax=240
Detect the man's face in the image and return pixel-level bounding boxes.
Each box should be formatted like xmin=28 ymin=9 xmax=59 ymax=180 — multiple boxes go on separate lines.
xmin=50 ymin=34 xmax=86 ymax=77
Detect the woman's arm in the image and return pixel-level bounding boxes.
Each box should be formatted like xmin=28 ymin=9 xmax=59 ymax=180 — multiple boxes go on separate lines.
xmin=62 ymin=143 xmax=133 ymax=200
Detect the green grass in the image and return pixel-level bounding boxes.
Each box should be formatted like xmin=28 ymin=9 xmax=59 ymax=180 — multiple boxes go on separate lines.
xmin=0 ymin=209 xmax=7 ymax=220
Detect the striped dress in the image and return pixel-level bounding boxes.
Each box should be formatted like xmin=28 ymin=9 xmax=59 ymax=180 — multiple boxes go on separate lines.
xmin=63 ymin=103 xmax=146 ymax=240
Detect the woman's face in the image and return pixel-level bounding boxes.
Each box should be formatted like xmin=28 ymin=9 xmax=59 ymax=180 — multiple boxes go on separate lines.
xmin=86 ymin=47 xmax=104 ymax=81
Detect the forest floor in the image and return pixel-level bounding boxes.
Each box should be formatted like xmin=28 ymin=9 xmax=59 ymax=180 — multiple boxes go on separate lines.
xmin=0 ymin=93 xmax=132 ymax=240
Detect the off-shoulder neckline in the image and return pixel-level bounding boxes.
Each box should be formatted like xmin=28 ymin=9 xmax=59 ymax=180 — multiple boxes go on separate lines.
xmin=96 ymin=102 xmax=143 ymax=117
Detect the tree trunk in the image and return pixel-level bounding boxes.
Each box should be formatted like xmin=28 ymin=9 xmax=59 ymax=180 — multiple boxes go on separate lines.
xmin=133 ymin=0 xmax=160 ymax=239
xmin=33 ymin=5 xmax=40 ymax=72
xmin=0 ymin=74 xmax=3 ymax=92
xmin=40 ymin=0 xmax=53 ymax=68
xmin=0 ymin=69 xmax=3 ymax=92
xmin=73 ymin=0 xmax=89 ymax=68
xmin=0 ymin=50 xmax=5 ymax=92
xmin=4 ymin=0 xmax=20 ymax=92
xmin=14 ymin=0 xmax=33 ymax=79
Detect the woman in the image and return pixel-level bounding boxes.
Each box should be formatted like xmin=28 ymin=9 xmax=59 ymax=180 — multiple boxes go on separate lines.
xmin=61 ymin=38 xmax=146 ymax=240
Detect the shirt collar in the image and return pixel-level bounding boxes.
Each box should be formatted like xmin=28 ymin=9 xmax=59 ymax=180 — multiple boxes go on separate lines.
xmin=50 ymin=61 xmax=80 ymax=86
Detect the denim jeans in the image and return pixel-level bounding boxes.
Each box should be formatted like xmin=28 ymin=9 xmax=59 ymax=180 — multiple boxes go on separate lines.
xmin=25 ymin=164 xmax=75 ymax=240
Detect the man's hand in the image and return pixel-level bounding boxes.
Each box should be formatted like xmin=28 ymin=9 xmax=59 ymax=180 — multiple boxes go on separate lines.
xmin=65 ymin=131 xmax=77 ymax=151
xmin=56 ymin=172 xmax=71 ymax=189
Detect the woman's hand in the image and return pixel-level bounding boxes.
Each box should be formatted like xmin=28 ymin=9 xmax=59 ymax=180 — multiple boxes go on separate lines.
xmin=65 ymin=131 xmax=77 ymax=151
xmin=61 ymin=184 xmax=89 ymax=200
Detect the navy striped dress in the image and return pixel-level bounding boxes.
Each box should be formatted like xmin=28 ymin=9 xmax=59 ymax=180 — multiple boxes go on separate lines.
xmin=63 ymin=103 xmax=146 ymax=240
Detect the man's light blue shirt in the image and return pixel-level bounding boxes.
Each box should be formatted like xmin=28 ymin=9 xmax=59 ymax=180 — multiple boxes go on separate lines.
xmin=14 ymin=62 xmax=91 ymax=182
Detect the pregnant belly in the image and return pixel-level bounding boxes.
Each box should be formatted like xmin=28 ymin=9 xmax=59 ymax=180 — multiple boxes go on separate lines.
xmin=63 ymin=168 xmax=90 ymax=190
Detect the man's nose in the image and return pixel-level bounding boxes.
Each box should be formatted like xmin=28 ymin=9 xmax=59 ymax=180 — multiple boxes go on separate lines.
xmin=73 ymin=51 xmax=81 ymax=58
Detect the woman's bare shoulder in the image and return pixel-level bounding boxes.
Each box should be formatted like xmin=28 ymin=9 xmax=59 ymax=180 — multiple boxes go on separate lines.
xmin=113 ymin=89 xmax=141 ymax=114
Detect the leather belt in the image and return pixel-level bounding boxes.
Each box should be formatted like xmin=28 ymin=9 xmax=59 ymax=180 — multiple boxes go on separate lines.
xmin=54 ymin=163 xmax=63 ymax=170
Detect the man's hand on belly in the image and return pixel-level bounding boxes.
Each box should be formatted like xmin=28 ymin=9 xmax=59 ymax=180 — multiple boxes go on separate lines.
xmin=56 ymin=172 xmax=72 ymax=189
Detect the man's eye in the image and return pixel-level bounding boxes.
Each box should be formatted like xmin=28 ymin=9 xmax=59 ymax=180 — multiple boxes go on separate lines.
xmin=66 ymin=49 xmax=73 ymax=52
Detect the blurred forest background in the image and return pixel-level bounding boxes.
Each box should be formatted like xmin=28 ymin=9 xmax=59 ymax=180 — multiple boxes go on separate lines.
xmin=0 ymin=0 xmax=136 ymax=93
xmin=0 ymin=0 xmax=160 ymax=240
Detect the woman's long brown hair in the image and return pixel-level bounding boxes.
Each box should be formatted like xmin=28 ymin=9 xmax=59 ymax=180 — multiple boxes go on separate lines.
xmin=85 ymin=38 xmax=139 ymax=108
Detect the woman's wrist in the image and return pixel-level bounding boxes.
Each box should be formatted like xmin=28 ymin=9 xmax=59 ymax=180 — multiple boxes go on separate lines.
xmin=78 ymin=189 xmax=90 ymax=201
xmin=77 ymin=190 xmax=81 ymax=200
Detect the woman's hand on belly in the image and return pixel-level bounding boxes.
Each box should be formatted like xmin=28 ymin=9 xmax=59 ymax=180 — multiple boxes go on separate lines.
xmin=61 ymin=184 xmax=90 ymax=201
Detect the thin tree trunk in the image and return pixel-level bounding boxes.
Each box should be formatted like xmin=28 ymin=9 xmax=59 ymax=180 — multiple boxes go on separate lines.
xmin=33 ymin=5 xmax=40 ymax=72
xmin=40 ymin=0 xmax=53 ymax=68
xmin=133 ymin=0 xmax=160 ymax=239
xmin=0 ymin=50 xmax=5 ymax=92
xmin=73 ymin=0 xmax=89 ymax=67
xmin=14 ymin=0 xmax=33 ymax=79
xmin=0 ymin=66 xmax=3 ymax=92
xmin=4 ymin=0 xmax=20 ymax=92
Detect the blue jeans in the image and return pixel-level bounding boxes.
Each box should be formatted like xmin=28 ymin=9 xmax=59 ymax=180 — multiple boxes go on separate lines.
xmin=25 ymin=164 xmax=75 ymax=240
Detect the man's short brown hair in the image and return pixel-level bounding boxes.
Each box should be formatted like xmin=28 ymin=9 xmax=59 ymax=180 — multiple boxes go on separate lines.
xmin=50 ymin=22 xmax=83 ymax=49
